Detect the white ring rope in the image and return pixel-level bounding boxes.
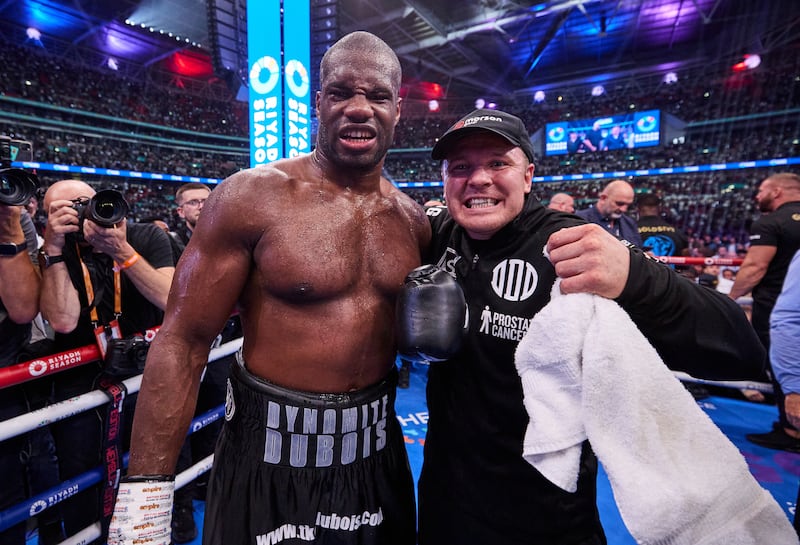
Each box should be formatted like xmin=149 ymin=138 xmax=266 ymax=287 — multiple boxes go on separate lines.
xmin=0 ymin=337 xmax=243 ymax=442
xmin=673 ymin=371 xmax=773 ymax=394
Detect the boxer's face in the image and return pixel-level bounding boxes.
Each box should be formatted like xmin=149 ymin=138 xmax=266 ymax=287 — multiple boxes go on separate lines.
xmin=315 ymin=49 xmax=401 ymax=172
xmin=442 ymin=132 xmax=533 ymax=240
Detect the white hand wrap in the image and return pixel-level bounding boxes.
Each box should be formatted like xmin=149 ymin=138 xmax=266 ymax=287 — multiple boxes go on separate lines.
xmin=107 ymin=478 xmax=175 ymax=545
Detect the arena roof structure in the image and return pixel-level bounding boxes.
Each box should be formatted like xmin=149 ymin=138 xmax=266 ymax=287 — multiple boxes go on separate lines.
xmin=340 ymin=0 xmax=800 ymax=101
xmin=0 ymin=0 xmax=206 ymax=63
xmin=0 ymin=0 xmax=797 ymax=101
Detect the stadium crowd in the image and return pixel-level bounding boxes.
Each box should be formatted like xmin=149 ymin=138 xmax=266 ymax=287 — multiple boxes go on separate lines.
xmin=1 ymin=34 xmax=798 ymax=248
xmin=0 ymin=42 xmax=247 ymax=136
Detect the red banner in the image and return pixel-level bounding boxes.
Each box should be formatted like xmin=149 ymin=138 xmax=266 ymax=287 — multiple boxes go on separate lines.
xmin=0 ymin=327 xmax=160 ymax=390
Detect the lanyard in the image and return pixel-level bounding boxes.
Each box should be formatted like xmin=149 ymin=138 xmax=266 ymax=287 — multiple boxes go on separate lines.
xmin=76 ymin=244 xmax=123 ymax=358
xmin=98 ymin=377 xmax=126 ymax=540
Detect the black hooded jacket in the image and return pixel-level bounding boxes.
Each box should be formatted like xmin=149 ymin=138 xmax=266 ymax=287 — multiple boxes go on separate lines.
xmin=418 ymin=196 xmax=765 ymax=544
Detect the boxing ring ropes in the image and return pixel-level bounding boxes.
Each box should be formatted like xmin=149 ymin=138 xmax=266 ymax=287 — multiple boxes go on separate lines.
xmin=0 ymin=333 xmax=242 ymax=545
xmin=0 ymin=255 xmax=770 ymax=545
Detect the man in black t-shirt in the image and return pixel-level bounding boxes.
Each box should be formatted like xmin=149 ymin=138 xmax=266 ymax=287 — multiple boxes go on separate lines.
xmin=636 ymin=193 xmax=688 ymax=257
xmin=730 ymin=172 xmax=800 ymax=452
xmin=40 ymin=180 xmax=175 ymax=543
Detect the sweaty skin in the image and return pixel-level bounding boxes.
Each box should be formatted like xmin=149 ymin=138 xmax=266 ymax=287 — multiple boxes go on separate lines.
xmin=208 ymin=156 xmax=429 ymax=391
xmin=129 ymin=158 xmax=429 ymax=474
xmin=127 ymin=34 xmax=431 ymax=475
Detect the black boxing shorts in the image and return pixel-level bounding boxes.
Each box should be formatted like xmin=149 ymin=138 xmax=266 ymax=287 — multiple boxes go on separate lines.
xmin=202 ymin=353 xmax=417 ymax=545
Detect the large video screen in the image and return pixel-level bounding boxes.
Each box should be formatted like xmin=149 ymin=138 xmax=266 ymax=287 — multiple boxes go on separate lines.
xmin=544 ymin=110 xmax=661 ymax=156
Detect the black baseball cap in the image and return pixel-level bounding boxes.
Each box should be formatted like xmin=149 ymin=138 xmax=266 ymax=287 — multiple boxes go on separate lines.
xmin=431 ymin=108 xmax=535 ymax=163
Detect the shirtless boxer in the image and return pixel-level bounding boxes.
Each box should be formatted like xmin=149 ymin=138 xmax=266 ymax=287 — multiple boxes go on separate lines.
xmin=109 ymin=31 xmax=430 ymax=545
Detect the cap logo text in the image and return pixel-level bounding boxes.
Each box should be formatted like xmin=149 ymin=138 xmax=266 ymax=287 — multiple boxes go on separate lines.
xmin=464 ymin=115 xmax=503 ymax=126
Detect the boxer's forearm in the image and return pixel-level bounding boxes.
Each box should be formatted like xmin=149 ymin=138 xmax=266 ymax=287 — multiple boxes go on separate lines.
xmin=127 ymin=333 xmax=207 ymax=475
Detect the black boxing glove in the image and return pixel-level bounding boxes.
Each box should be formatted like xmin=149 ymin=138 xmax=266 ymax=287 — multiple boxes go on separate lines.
xmin=396 ymin=265 xmax=468 ymax=362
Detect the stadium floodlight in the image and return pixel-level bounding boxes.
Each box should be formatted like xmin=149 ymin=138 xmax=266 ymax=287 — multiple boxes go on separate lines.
xmin=743 ymin=54 xmax=761 ymax=69
xmin=475 ymin=98 xmax=486 ymax=109
xmin=733 ymin=54 xmax=762 ymax=72
xmin=663 ymin=72 xmax=678 ymax=84
xmin=428 ymin=100 xmax=440 ymax=112
xmin=533 ymin=90 xmax=545 ymax=103
xmin=591 ymin=85 xmax=605 ymax=97
xmin=25 ymin=27 xmax=44 ymax=47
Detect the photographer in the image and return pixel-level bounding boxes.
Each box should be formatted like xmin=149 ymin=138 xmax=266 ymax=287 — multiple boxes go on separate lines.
xmin=0 ymin=199 xmax=40 ymax=545
xmin=39 ymin=179 xmax=175 ymax=544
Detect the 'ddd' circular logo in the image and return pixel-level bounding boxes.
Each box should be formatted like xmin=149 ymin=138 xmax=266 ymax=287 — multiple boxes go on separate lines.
xmin=249 ymin=56 xmax=280 ymax=95
xmin=491 ymin=259 xmax=538 ymax=302
xmin=29 ymin=360 xmax=48 ymax=377
xmin=285 ymin=59 xmax=310 ymax=98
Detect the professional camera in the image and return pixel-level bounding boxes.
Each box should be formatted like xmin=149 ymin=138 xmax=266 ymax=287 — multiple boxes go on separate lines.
xmin=67 ymin=190 xmax=131 ymax=244
xmin=0 ymin=135 xmax=39 ymax=206
xmin=72 ymin=189 xmax=130 ymax=228
xmin=103 ymin=335 xmax=150 ymax=376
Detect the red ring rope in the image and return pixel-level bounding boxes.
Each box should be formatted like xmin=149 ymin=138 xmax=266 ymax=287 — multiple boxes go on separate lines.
xmin=656 ymin=256 xmax=743 ymax=266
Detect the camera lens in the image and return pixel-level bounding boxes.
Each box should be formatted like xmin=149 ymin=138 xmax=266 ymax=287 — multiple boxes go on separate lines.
xmin=132 ymin=345 xmax=149 ymax=364
xmin=87 ymin=189 xmax=130 ymax=227
xmin=0 ymin=168 xmax=39 ymax=206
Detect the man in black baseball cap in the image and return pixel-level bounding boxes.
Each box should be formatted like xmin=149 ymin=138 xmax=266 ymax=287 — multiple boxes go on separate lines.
xmin=428 ymin=108 xmax=538 ymax=241
xmin=431 ymin=108 xmax=536 ymax=163
xmin=409 ymin=107 xmax=769 ymax=544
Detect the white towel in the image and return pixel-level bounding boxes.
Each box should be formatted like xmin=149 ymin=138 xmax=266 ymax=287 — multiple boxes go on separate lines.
xmin=515 ymin=282 xmax=798 ymax=545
